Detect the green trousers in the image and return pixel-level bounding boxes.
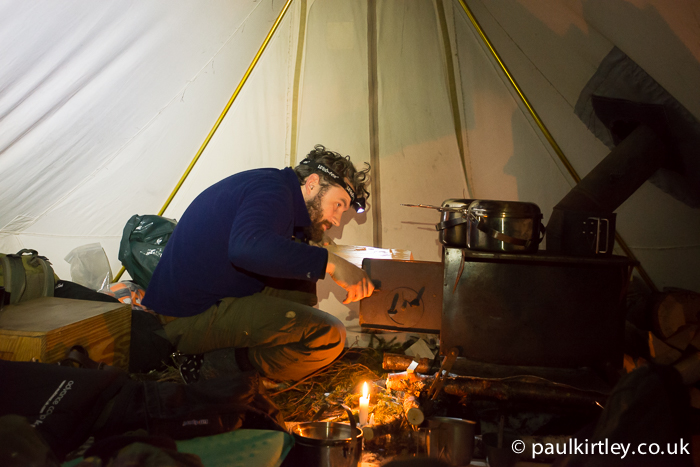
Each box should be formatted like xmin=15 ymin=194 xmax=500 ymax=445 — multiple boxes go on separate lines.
xmin=163 ymin=287 xmax=346 ymax=382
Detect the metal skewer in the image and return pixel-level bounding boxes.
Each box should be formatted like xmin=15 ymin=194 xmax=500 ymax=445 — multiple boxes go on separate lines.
xmin=401 ymin=203 xmax=467 ymax=213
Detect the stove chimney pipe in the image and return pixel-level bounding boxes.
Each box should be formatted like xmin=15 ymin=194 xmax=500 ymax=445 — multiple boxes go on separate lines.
xmin=547 ymin=97 xmax=677 ymax=256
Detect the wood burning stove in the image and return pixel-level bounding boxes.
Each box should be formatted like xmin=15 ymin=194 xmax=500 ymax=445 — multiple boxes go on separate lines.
xmin=441 ymin=248 xmax=635 ymax=375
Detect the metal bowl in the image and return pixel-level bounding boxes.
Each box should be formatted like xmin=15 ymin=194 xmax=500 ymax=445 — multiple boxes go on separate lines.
xmin=289 ymin=421 xmax=363 ymax=467
xmin=292 ymin=421 xmax=362 ymax=444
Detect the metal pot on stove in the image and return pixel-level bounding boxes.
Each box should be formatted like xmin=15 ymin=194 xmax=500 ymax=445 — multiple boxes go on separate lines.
xmin=437 ymin=199 xmax=545 ymax=253
xmin=436 ymin=198 xmax=473 ymax=248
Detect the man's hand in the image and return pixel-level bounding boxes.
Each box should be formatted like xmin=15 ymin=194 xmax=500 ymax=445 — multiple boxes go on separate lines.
xmin=326 ymin=252 xmax=375 ymax=304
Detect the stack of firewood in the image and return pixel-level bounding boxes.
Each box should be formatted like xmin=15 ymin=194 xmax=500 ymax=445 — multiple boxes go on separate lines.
xmin=628 ymin=289 xmax=700 ymax=408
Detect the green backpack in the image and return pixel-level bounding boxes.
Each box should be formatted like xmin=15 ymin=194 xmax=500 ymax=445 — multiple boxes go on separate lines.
xmin=0 ymin=249 xmax=57 ymax=305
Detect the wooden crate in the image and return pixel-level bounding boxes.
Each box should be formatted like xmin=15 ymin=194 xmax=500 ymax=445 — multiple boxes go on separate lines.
xmin=0 ymin=297 xmax=131 ymax=369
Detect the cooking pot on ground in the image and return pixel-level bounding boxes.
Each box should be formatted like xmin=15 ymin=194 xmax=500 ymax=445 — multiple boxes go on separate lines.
xmin=286 ymin=404 xmax=362 ymax=467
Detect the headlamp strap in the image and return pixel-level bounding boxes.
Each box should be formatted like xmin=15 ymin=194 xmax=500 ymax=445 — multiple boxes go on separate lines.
xmin=299 ymin=158 xmax=357 ymax=203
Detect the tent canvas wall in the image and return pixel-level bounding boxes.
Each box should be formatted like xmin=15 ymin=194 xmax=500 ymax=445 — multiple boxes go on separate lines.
xmin=2 ymin=0 xmax=699 ymax=335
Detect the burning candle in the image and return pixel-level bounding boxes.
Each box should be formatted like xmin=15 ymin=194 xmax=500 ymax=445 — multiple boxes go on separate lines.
xmin=359 ymin=382 xmax=369 ymax=426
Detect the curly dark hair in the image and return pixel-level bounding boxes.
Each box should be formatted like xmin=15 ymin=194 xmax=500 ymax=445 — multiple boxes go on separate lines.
xmin=294 ymin=144 xmax=371 ymax=200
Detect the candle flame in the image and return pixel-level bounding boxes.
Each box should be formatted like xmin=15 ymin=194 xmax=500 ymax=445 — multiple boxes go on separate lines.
xmin=362 ymin=382 xmax=369 ymax=399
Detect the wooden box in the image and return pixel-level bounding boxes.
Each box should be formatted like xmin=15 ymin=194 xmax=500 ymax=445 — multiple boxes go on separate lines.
xmin=0 ymin=297 xmax=131 ymax=369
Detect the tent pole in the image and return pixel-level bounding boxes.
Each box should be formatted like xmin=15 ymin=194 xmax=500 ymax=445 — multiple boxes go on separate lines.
xmin=436 ymin=0 xmax=473 ymax=198
xmin=454 ymin=0 xmax=657 ymax=292
xmin=290 ymin=0 xmax=308 ymax=167
xmin=113 ymin=0 xmax=295 ymax=283
xmin=456 ymin=0 xmax=576 ymax=182
xmin=158 ymin=0 xmax=295 ymax=217
xmin=367 ymin=0 xmax=382 ymax=249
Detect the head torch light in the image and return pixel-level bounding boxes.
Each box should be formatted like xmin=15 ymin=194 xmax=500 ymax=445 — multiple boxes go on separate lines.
xmin=300 ymin=158 xmax=366 ymax=213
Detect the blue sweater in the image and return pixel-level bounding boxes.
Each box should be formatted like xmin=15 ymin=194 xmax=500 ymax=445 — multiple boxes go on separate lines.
xmin=142 ymin=167 xmax=329 ymax=317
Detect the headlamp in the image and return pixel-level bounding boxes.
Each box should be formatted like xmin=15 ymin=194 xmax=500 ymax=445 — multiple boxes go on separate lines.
xmin=300 ymin=158 xmax=366 ymax=213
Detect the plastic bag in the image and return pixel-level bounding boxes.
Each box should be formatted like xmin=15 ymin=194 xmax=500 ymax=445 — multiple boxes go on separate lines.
xmin=64 ymin=243 xmax=113 ymax=291
xmin=118 ymin=214 xmax=177 ymax=289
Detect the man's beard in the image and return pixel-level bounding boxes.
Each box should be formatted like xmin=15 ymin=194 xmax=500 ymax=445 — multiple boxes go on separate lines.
xmin=304 ymin=186 xmax=332 ymax=243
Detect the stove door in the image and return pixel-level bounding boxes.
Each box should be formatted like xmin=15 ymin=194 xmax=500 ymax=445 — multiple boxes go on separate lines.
xmin=360 ymin=259 xmax=443 ymax=333
xmin=441 ymin=248 xmax=633 ymax=371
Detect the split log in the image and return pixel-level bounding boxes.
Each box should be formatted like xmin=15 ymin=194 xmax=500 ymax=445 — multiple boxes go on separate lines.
xmin=361 ymin=414 xmax=404 ymax=442
xmin=648 ymin=331 xmax=682 ymax=365
xmin=442 ymin=378 xmax=605 ymax=407
xmin=403 ymin=394 xmax=425 ymax=426
xmin=673 ymin=352 xmax=700 ymax=386
xmin=668 ymin=289 xmax=700 ymax=324
xmin=360 ymin=425 xmax=376 ymax=441
xmin=389 ymin=373 xmax=605 ymax=407
xmin=383 ymin=353 xmax=432 ymax=374
xmin=665 ymin=324 xmax=698 ymax=352
xmin=653 ymin=293 xmax=687 ymax=339
xmin=386 ymin=371 xmax=431 ymax=392
xmin=361 ymin=422 xmax=393 ymax=442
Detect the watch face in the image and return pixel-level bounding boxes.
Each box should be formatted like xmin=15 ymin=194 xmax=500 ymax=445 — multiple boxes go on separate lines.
xmin=177 ymin=354 xmax=203 ymax=384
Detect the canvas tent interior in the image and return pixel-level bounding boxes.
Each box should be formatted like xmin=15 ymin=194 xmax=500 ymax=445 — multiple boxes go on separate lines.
xmin=1 ymin=0 xmax=699 ymax=340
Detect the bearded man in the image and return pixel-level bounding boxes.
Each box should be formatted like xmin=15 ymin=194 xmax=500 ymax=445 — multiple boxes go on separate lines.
xmin=142 ymin=145 xmax=374 ymax=382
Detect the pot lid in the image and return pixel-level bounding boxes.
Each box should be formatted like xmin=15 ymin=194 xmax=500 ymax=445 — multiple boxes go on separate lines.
xmin=441 ymin=198 xmax=474 ymax=209
xmin=469 ymin=199 xmax=542 ymax=218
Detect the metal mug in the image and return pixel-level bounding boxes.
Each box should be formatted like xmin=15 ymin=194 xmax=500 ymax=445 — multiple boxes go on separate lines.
xmin=425 ymin=416 xmax=477 ymax=466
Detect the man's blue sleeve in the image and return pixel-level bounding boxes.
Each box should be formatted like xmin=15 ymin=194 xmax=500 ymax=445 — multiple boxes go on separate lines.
xmin=227 ymin=182 xmax=328 ymax=281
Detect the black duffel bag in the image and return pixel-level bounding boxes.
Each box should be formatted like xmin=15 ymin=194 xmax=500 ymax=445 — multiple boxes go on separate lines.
xmin=1 ymin=360 xmax=284 ymax=461
xmin=0 ymin=360 xmax=128 ymax=461
xmin=96 ymin=371 xmax=286 ymax=441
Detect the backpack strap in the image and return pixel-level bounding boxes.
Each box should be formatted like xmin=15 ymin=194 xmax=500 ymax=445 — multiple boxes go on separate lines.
xmin=2 ymin=254 xmax=26 ymax=305
xmin=33 ymin=253 xmax=56 ymax=299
